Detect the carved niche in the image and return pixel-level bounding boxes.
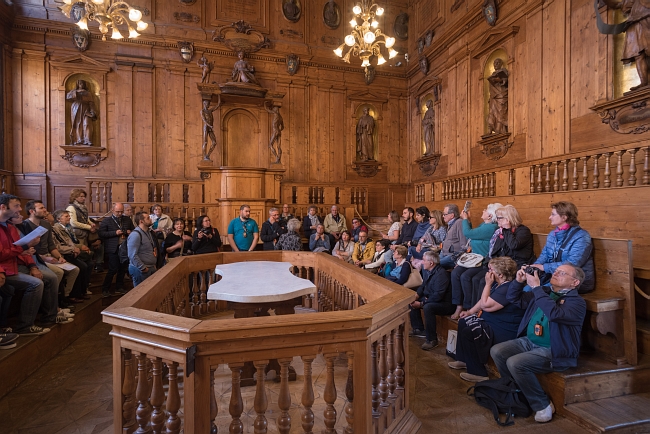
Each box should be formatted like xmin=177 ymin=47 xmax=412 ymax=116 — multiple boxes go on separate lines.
xmin=347 ymin=91 xmax=387 ymax=178
xmin=414 ymin=79 xmax=442 ymax=176
xmin=591 ymin=87 xmax=650 ymax=134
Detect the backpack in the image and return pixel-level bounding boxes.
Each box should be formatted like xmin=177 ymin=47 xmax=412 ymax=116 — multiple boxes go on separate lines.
xmin=467 ymin=377 xmax=532 ymax=426
xmin=118 ymin=231 xmax=141 ymax=264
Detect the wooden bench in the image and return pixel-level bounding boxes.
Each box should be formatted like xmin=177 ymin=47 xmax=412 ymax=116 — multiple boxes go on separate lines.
xmin=436 ymin=235 xmax=637 ymax=366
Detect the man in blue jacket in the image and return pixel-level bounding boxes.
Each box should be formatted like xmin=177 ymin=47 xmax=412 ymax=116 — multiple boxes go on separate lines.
xmin=490 ymin=264 xmax=586 ymax=423
xmin=409 ymin=251 xmax=455 ymax=350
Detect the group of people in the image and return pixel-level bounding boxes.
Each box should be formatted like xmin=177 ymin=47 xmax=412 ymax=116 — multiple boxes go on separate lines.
xmin=398 ymin=201 xmax=593 ymax=424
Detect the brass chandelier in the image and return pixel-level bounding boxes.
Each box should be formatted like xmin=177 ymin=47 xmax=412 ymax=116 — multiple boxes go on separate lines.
xmin=59 ymin=0 xmax=148 ymax=41
xmin=334 ymin=0 xmax=397 ymax=68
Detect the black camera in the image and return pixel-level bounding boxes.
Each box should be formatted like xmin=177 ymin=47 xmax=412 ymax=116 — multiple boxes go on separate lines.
xmin=200 ymin=228 xmax=211 ymax=235
xmin=524 ymin=265 xmax=538 ymax=276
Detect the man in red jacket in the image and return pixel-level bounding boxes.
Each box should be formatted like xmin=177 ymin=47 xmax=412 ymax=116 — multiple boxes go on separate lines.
xmin=0 ymin=194 xmax=49 ymax=335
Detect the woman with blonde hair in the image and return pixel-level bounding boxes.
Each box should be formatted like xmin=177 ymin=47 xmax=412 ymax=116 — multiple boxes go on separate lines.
xmin=380 ymin=210 xmax=402 ymax=243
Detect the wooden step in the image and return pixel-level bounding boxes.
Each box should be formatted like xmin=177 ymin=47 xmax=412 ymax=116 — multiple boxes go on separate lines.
xmin=563 ymin=393 xmax=650 ymax=433
xmin=0 ymin=294 xmax=103 ymax=399
xmin=637 ymin=318 xmax=650 ymax=355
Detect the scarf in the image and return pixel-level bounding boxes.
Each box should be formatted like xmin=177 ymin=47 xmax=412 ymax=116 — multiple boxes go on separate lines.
xmin=309 ymin=214 xmax=319 ymax=227
xmin=488 ymin=228 xmax=501 ymax=258
xmin=554 ymin=223 xmax=571 ymax=233
xmin=72 ymin=200 xmax=89 ymax=224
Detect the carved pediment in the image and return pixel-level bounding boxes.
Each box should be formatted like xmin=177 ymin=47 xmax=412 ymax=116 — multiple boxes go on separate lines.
xmin=347 ymin=90 xmax=388 ymax=103
xmin=471 ymin=26 xmax=519 ymax=59
xmin=211 ymin=20 xmax=271 ymax=53
xmin=50 ymin=54 xmax=111 ymax=71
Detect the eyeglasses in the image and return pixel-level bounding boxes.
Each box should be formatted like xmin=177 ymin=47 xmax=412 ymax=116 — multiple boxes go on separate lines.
xmin=496 ymin=216 xmax=505 ymax=220
xmin=442 ymin=213 xmax=451 ymax=216
xmin=553 ymin=269 xmax=577 ymax=279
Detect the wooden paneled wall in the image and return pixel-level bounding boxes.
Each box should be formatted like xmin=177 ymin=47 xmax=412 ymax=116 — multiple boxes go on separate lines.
xmin=3 ymin=0 xmax=410 ymax=211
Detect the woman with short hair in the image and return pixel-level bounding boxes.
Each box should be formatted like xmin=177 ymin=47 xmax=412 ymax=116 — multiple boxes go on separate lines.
xmin=365 ymin=239 xmax=393 ymax=273
xmin=449 ymin=257 xmax=525 ymax=382
xmin=384 ymin=245 xmax=411 ymax=285
xmin=332 ymin=230 xmax=354 ymax=262
xmin=275 ymin=218 xmax=302 ymax=251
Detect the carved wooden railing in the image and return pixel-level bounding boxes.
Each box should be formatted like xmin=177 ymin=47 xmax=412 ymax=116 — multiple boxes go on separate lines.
xmin=282 ymin=184 xmax=369 ymax=216
xmin=414 ymin=144 xmax=649 ymax=202
xmin=103 ymin=252 xmax=419 ymax=434
xmin=85 ymin=177 xmax=204 ymax=215
xmin=0 ymin=169 xmax=12 ymax=195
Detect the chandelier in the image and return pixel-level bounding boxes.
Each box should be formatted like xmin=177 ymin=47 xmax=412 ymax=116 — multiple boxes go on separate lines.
xmin=59 ymin=0 xmax=148 ymax=41
xmin=334 ymin=0 xmax=397 ymax=68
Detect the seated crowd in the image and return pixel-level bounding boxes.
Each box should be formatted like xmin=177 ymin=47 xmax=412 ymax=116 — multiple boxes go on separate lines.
xmin=0 ymin=195 xmax=595 ymax=424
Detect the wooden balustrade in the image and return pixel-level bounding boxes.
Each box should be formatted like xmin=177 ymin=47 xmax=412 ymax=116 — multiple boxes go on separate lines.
xmin=441 ymin=172 xmax=496 ymax=201
xmin=85 ymin=177 xmax=204 ymax=215
xmin=104 ymin=251 xmax=419 ymax=434
xmin=281 ymin=184 xmax=369 ymax=216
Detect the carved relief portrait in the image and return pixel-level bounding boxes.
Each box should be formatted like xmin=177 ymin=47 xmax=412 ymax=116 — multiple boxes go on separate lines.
xmin=282 ymin=0 xmax=302 ymax=22
xmin=286 ymin=53 xmax=300 ymax=75
xmin=394 ymin=13 xmax=409 ymax=40
xmin=419 ymin=56 xmax=429 ymax=75
xmin=323 ymin=0 xmax=341 ymax=29
xmin=71 ymin=28 xmax=90 ymax=52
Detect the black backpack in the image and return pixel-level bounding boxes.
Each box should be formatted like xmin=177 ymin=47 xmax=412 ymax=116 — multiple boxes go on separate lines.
xmin=118 ymin=231 xmax=141 ymax=264
xmin=467 ymin=377 xmax=532 ymax=426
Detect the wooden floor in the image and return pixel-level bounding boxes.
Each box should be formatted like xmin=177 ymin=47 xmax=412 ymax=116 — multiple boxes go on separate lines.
xmin=0 ymin=320 xmax=594 ymax=434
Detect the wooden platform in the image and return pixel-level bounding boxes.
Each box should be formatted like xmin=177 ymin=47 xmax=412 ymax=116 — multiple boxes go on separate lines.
xmin=564 ymin=393 xmax=650 ymax=433
xmin=0 ymin=294 xmax=104 ymax=400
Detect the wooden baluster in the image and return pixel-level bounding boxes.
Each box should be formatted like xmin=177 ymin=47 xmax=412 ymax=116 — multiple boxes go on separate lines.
xmin=441 ymin=181 xmax=446 ymax=200
xmin=462 ymin=177 xmax=467 ymax=198
xmin=571 ymin=158 xmax=579 ymax=190
xmin=344 ymin=352 xmax=354 ymax=434
xmin=455 ymin=178 xmax=460 ymax=199
xmin=629 ymin=148 xmax=639 ymax=186
xmin=371 ymin=341 xmax=380 ymax=422
xmin=200 ymin=271 xmax=208 ymax=314
xmin=229 ymin=363 xmax=245 ymax=434
xmin=476 ymin=175 xmax=482 ymax=197
xmin=379 ymin=335 xmax=389 ymax=415
xmin=150 ymin=358 xmax=165 ymax=434
xmin=490 ymin=172 xmax=496 ymax=196
xmin=615 ymin=150 xmax=625 ymax=187
xmin=561 ymin=160 xmax=569 ymax=191
xmin=165 ymin=362 xmax=181 ymax=434
xmin=553 ymin=161 xmax=560 ymax=192
xmin=122 ymin=349 xmax=137 ymax=433
xmin=387 ymin=330 xmax=397 ymax=405
xmin=603 ymin=152 xmax=612 ymax=188
xmin=582 ymin=156 xmax=590 ymax=189
xmin=301 ymin=356 xmax=316 ymax=434
xmin=210 ymin=366 xmax=218 ymax=434
xmin=323 ymin=354 xmax=338 ymax=434
xmin=534 ymin=165 xmax=542 ymax=193
xmin=135 ymin=354 xmax=152 ymax=433
xmin=277 ymin=358 xmax=292 ymax=434
xmin=509 ymin=169 xmax=515 ymax=196
xmin=544 ymin=163 xmax=551 ymax=192
xmin=643 ymin=146 xmax=650 ymax=185
xmin=253 ymin=360 xmax=269 ymax=434
xmin=530 ymin=166 xmax=535 ymax=193
xmin=592 ymin=153 xmax=601 ymax=189
xmin=395 ymin=324 xmax=405 ymax=410
xmin=102 ymin=182 xmax=108 ymax=214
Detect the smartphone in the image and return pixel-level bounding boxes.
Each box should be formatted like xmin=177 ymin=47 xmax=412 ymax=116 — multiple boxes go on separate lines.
xmin=463 ymin=201 xmax=472 ymax=213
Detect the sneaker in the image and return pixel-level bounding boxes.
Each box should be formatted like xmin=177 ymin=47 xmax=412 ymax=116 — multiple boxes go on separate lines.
xmin=58 ymin=311 xmax=75 ymax=319
xmin=459 ymin=372 xmax=489 ymax=382
xmin=0 ymin=332 xmax=19 ymax=349
xmin=56 ymin=316 xmax=74 ymax=325
xmin=409 ymin=329 xmax=426 ymax=338
xmin=102 ymin=291 xmax=111 ymax=298
xmin=448 ymin=361 xmax=467 ymax=370
xmin=421 ymin=340 xmax=439 ymax=351
xmin=534 ymin=402 xmax=555 ymax=423
xmin=86 ymin=289 xmax=93 ymax=295
xmin=60 ymin=308 xmax=73 ymax=315
xmin=16 ymin=325 xmax=51 ymax=336
xmin=0 ymin=327 xmax=12 ymax=333
xmin=115 ymin=288 xmax=128 ymax=295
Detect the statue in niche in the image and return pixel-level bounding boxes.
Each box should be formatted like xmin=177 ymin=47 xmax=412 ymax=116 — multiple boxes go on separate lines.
xmin=600 ymin=0 xmax=650 ymax=91
xmin=356 ymin=108 xmax=375 ymax=161
xmin=231 ymin=51 xmax=260 ymax=85
xmin=486 ymin=58 xmax=509 ymax=134
xmin=323 ymin=0 xmax=341 ymax=29
xmin=66 ymin=79 xmax=97 ymax=146
xmin=197 ymin=54 xmax=213 ymax=84
xmin=283 ymin=0 xmax=301 ymax=22
xmin=201 ymin=97 xmax=222 ymax=161
xmin=265 ymin=102 xmax=284 ymax=164
xmin=422 ymin=100 xmax=435 ymax=155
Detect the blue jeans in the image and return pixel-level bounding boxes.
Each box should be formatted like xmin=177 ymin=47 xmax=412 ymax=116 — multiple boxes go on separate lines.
xmin=439 ymin=254 xmax=456 ymax=269
xmin=490 ymin=337 xmax=559 ymax=411
xmin=129 ymin=265 xmax=155 ymax=287
xmin=6 ymin=273 xmax=44 ymax=331
xmin=411 ymin=301 xmax=456 ymax=342
xmin=19 ymin=263 xmax=59 ymax=324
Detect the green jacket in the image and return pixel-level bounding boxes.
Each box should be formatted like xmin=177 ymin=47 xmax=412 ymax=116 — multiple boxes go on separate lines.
xmin=461 ymin=220 xmax=497 ymax=257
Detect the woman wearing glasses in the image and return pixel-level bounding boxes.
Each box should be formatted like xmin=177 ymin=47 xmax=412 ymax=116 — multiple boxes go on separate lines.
xmin=448 ymin=257 xmax=525 ymax=382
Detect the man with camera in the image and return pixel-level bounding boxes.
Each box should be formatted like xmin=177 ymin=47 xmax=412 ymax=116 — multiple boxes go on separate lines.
xmin=490 ymin=264 xmax=586 ymax=423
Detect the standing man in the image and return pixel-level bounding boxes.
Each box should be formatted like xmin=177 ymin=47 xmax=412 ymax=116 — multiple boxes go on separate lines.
xmin=0 ymin=194 xmax=48 ymax=335
xmin=99 ymin=203 xmax=135 ymax=297
xmin=260 ymin=208 xmax=282 ymax=251
xmin=127 ymin=212 xmax=157 ymax=287
xmin=227 ymin=205 xmax=260 ymax=252
xmin=491 ymin=265 xmax=587 ymax=423
xmin=323 ymin=205 xmax=347 ymax=250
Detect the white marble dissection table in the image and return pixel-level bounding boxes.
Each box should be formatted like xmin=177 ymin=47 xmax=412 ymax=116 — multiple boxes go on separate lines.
xmin=207 ymin=261 xmax=316 ymax=385
xmin=207 ymin=261 xmax=316 ymax=305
